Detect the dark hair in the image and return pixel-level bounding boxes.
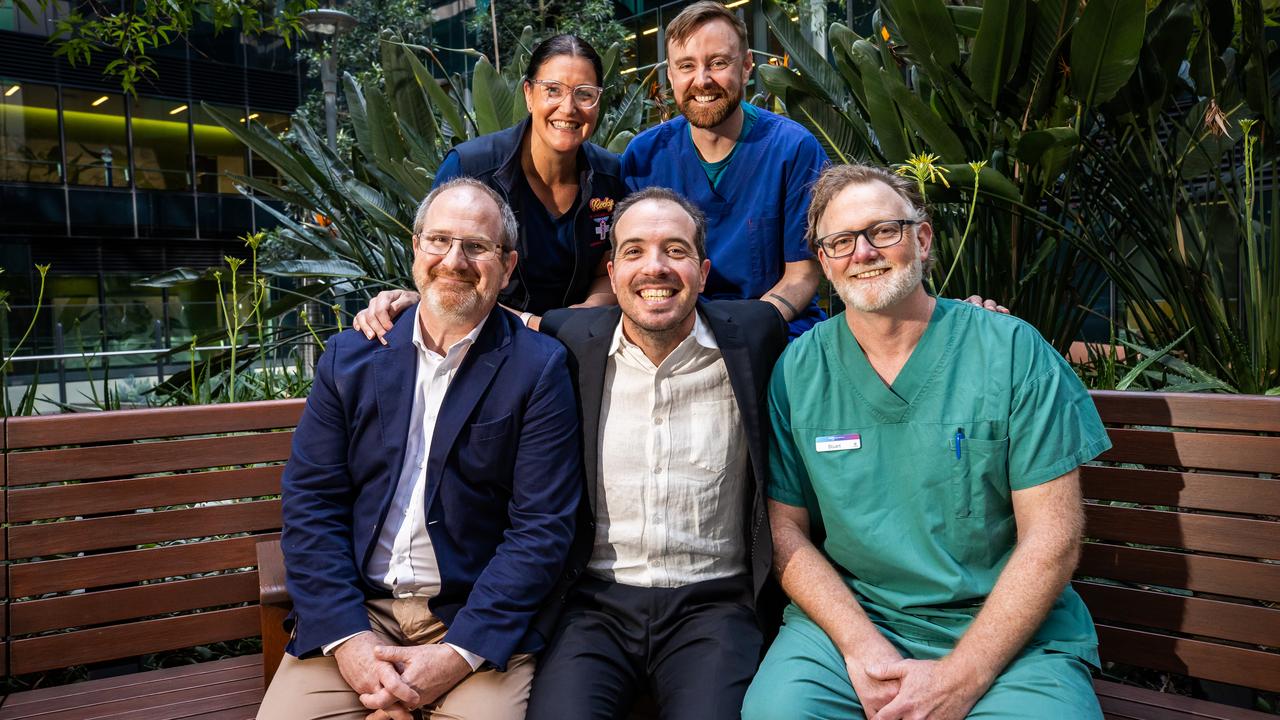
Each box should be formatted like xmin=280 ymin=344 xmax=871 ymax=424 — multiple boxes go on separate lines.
xmin=609 ymin=187 xmax=708 ymax=261
xmin=524 ymin=34 xmax=604 ymax=87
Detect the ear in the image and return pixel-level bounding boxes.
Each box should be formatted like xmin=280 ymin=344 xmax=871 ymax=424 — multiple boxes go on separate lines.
xmin=500 ymin=249 xmax=519 ymax=290
xmin=915 ymin=221 xmax=933 ymax=260
xmin=697 ymin=257 xmax=711 ymax=292
xmin=522 ymin=79 xmax=535 ymax=113
xmin=607 ymin=258 xmax=618 ymax=294
xmin=741 ymin=49 xmax=754 ymax=85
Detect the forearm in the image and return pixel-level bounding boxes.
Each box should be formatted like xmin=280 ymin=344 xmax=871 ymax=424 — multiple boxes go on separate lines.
xmin=576 ymin=273 xmax=617 ymax=307
xmin=762 ymin=260 xmax=820 ymax=322
xmin=945 ymin=531 xmax=1079 ymax=687
xmin=773 ymin=514 xmax=889 ymax=657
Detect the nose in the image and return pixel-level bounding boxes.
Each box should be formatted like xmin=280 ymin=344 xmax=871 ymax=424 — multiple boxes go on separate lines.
xmin=695 ymin=66 xmax=715 ymax=86
xmin=640 ymin=247 xmax=672 ymax=276
xmin=440 ymin=239 xmax=471 ymax=269
xmin=849 ymin=231 xmax=883 ymax=265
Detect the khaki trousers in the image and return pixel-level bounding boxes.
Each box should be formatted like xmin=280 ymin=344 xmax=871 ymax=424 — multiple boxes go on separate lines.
xmin=258 ymin=598 xmax=535 ymax=720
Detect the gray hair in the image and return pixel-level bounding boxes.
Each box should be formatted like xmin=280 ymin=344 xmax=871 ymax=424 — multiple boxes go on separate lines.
xmin=412 ymin=177 xmax=519 ymax=250
xmin=806 ymin=163 xmax=934 ymax=274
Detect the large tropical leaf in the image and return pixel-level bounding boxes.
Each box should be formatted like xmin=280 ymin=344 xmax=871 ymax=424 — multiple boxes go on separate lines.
xmin=967 ymin=0 xmax=1028 ymax=108
xmin=885 ymin=77 xmax=967 ymax=162
xmin=135 ymin=268 xmax=207 ymax=288
xmin=882 ymin=0 xmax=960 ymax=80
xmin=405 ymin=48 xmax=469 ymax=143
xmin=381 ymin=32 xmax=439 ymax=149
xmin=762 ymin=0 xmax=848 ymax=106
xmin=758 ymin=64 xmax=875 ymax=163
xmin=1068 ymin=0 xmax=1144 ymax=107
xmin=260 ymin=259 xmax=368 ymax=278
xmin=472 ymin=56 xmax=515 ymax=136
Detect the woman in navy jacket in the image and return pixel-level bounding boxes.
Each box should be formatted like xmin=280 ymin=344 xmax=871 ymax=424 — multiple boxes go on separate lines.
xmin=358 ymin=35 xmax=627 ymax=336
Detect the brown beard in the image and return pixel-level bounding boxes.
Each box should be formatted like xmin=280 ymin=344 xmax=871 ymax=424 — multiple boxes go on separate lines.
xmin=679 ymin=89 xmax=737 ymax=129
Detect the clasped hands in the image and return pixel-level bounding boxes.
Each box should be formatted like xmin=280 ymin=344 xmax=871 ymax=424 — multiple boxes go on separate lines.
xmin=846 ymin=640 xmax=988 ymax=720
xmin=333 ymin=632 xmax=472 ymax=720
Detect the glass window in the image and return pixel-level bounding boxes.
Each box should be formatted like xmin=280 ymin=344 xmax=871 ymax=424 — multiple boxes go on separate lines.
xmin=62 ymin=88 xmax=129 ymax=188
xmin=1 ymin=80 xmax=62 ymax=183
xmin=0 ymin=0 xmax=67 ymax=35
xmin=131 ymin=96 xmax=193 ymax=191
xmin=192 ymin=103 xmax=247 ymax=194
xmin=249 ymin=110 xmax=290 ymax=186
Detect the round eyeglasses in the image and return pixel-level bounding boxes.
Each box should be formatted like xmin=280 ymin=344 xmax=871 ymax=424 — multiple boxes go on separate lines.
xmin=817 ymin=219 xmax=918 ymax=258
xmin=415 ymin=234 xmax=506 ymax=261
xmin=529 ymin=79 xmax=604 ymax=109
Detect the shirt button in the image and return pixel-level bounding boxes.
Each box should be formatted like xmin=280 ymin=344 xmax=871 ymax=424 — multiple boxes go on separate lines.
xmin=653 ymin=466 xmax=661 ymax=474
xmin=653 ymin=417 xmax=663 ymax=425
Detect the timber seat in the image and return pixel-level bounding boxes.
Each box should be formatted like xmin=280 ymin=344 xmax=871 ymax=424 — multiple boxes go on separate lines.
xmin=0 ymin=400 xmax=304 ymax=719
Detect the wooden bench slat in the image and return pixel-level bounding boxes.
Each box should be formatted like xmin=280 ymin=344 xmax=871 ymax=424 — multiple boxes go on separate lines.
xmin=7 ymin=606 xmax=260 ymax=675
xmin=7 ymin=466 xmax=284 ymax=522
xmin=1073 ymin=580 xmax=1280 ymax=647
xmin=95 ymin=688 xmax=264 ymax=720
xmin=1096 ymin=624 xmax=1280 ymax=693
xmin=10 ymin=572 xmax=260 ymax=635
xmin=0 ymin=654 xmax=261 ymax=708
xmin=1084 ymin=504 xmax=1280 ymax=560
xmin=1091 ymin=391 xmax=1280 ymax=433
xmin=1079 ymin=543 xmax=1280 ymax=602
xmin=5 ymin=432 xmax=293 ymax=485
xmin=1093 ymin=679 xmax=1277 ymax=720
xmin=1099 ymin=429 xmax=1280 ymax=474
xmin=1081 ymin=466 xmax=1280 ymax=516
xmin=5 ymin=400 xmax=305 ymax=449
xmin=9 ymin=534 xmax=274 ymax=597
xmin=7 ymin=499 xmax=282 ymax=558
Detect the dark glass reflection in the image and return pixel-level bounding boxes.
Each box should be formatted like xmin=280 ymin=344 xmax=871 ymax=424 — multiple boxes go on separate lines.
xmin=192 ymin=103 xmax=247 ymax=193
xmin=250 ymin=109 xmax=290 ymax=186
xmin=131 ymin=96 xmax=193 ymax=191
xmin=62 ymin=88 xmax=130 ymax=187
xmin=1 ymin=80 xmax=62 ymax=183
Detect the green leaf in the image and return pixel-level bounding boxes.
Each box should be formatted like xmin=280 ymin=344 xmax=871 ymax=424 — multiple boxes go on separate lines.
xmin=1115 ymin=328 xmax=1192 ymax=390
xmin=381 ymin=34 xmax=441 ymax=151
xmin=260 ymin=259 xmax=368 ymax=278
xmin=1015 ymin=126 xmax=1079 ymax=173
xmin=606 ymin=130 xmax=635 ymax=154
xmin=134 ymin=267 xmax=206 ymax=288
xmin=882 ymin=0 xmax=960 ymax=77
xmin=939 ymin=163 xmax=1022 ymax=202
xmin=405 ymin=48 xmax=468 ymax=143
xmin=762 ymin=0 xmax=847 ymax=106
xmin=864 ymin=68 xmax=909 ymax=163
xmin=759 ymin=65 xmax=876 ymax=164
xmin=946 ymin=5 xmax=983 ymax=37
xmin=472 ymin=56 xmax=514 ymax=136
xmin=967 ymin=0 xmax=1028 ymax=108
xmin=1068 ymin=0 xmax=1144 ymax=107
xmin=885 ymin=76 xmax=967 ymax=162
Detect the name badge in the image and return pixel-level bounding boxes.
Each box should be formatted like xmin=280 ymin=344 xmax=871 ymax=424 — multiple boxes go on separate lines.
xmin=815 ymin=433 xmax=861 ymax=452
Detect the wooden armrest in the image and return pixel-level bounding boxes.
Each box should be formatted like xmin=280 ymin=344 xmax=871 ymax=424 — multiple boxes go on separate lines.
xmin=256 ymin=538 xmax=290 ymax=607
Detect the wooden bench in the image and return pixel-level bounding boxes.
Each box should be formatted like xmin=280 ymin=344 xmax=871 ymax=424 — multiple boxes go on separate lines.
xmin=0 ymin=399 xmax=304 ymax=719
xmin=3 ymin=391 xmax=1277 ymax=719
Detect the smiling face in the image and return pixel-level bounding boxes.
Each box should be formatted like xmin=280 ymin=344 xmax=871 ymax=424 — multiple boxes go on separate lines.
xmin=816 ymin=180 xmax=933 ymax=314
xmin=666 ymin=18 xmax=753 ymax=130
xmin=413 ymin=185 xmax=517 ymax=326
xmin=608 ymin=198 xmax=710 ymax=342
xmin=523 ymin=54 xmax=600 ymax=156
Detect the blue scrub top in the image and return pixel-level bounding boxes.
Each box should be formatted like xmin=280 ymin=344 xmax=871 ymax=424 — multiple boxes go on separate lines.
xmin=622 ymin=105 xmax=828 ymax=337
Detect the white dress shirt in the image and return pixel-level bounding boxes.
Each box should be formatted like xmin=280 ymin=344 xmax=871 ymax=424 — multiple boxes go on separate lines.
xmin=590 ymin=312 xmax=749 ymax=587
xmin=324 ymin=313 xmax=486 ymax=669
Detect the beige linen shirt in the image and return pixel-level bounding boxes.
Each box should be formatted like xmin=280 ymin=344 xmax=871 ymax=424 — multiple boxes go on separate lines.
xmin=589 ymin=312 xmax=749 ymax=588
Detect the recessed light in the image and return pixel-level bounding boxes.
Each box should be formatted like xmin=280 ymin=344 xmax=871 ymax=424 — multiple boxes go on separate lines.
xmin=91 ymin=95 xmax=109 ymax=106
xmin=4 ymin=85 xmax=19 ymax=97
xmin=642 ymin=27 xmax=658 ymax=35
xmin=169 ymin=104 xmax=188 ymax=115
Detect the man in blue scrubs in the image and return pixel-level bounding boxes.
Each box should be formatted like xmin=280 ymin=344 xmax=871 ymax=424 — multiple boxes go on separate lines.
xmin=742 ymin=164 xmax=1109 ymax=719
xmin=622 ymin=1 xmax=827 ymax=338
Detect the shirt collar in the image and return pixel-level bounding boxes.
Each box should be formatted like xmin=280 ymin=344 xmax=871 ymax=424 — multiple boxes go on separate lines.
xmin=412 ymin=310 xmax=488 ymax=360
xmin=608 ymin=309 xmax=718 ymax=357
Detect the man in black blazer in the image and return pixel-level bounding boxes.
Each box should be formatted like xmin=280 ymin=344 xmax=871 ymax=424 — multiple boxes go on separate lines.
xmin=529 ymin=187 xmax=789 ymax=720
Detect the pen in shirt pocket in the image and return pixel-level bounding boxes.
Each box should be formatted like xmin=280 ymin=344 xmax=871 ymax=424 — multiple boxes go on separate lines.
xmin=954 ymin=428 xmax=964 ymax=459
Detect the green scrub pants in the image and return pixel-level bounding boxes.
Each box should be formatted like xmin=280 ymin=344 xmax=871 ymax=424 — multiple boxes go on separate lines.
xmin=742 ymin=606 xmax=1102 ymax=720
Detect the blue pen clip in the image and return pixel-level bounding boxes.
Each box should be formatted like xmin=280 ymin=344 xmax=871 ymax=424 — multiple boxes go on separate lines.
xmin=954 ymin=428 xmax=964 ymax=459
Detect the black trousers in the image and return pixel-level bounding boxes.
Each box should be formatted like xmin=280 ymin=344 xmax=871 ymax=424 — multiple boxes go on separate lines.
xmin=526 ymin=575 xmax=762 ymax=720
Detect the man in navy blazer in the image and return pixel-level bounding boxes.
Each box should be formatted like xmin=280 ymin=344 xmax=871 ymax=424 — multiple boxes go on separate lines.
xmin=258 ymin=179 xmax=582 ymax=720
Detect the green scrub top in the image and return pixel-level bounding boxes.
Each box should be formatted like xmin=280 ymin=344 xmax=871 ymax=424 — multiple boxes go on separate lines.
xmin=768 ymin=298 xmax=1110 ymax=665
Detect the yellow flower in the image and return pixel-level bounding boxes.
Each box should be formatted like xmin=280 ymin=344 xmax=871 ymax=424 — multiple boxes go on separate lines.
xmin=894 ymin=152 xmax=951 ymax=198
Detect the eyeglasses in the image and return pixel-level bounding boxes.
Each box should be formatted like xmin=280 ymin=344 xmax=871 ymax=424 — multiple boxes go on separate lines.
xmin=415 ymin=234 xmax=506 ymax=261
xmin=817 ymin=220 xmax=918 ymax=258
xmin=529 ymin=79 xmax=604 ymax=109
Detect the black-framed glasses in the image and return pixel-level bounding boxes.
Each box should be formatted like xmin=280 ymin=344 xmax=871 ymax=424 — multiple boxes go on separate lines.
xmin=415 ymin=234 xmax=506 ymax=261
xmin=529 ymin=79 xmax=604 ymax=109
xmin=817 ymin=219 xmax=918 ymax=258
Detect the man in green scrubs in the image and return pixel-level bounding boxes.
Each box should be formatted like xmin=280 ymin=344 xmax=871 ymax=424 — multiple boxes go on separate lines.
xmin=741 ymin=164 xmax=1110 ymax=720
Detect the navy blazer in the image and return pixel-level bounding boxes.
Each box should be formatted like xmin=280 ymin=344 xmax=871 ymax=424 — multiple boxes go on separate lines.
xmin=280 ymin=304 xmax=583 ymax=669
xmin=540 ymin=300 xmax=788 ymax=603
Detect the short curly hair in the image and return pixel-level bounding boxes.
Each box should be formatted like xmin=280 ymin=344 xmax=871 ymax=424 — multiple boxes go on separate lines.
xmin=806 ymin=164 xmax=933 ymax=273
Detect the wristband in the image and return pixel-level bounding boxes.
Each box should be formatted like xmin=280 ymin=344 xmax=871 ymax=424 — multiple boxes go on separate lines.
xmin=768 ymin=293 xmax=799 ymax=317
xmin=519 ymin=311 xmax=534 ymax=326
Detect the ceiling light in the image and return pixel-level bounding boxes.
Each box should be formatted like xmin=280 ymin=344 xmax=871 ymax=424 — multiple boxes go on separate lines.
xmin=169 ymin=104 xmax=188 ymax=115
xmin=624 ymin=33 xmax=636 ymax=40
xmin=4 ymin=85 xmax=19 ymax=97
xmin=621 ymin=67 xmax=639 ymax=75
xmin=726 ymin=0 xmax=748 ymax=7
xmin=642 ymin=27 xmax=658 ymax=35
xmin=91 ymin=95 xmax=109 ymax=106
xmin=248 ymin=112 xmax=260 ymax=120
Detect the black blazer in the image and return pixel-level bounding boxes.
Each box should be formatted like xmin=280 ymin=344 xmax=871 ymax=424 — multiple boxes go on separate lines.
xmin=541 ymin=299 xmax=789 ymax=603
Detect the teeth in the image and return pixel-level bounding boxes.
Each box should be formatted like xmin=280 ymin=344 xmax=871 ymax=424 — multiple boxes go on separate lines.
xmin=854 ymin=268 xmax=889 ymax=279
xmin=639 ymin=289 xmax=674 ymax=299
xmin=695 ymin=95 xmax=718 ymax=102
xmin=551 ymin=120 xmax=580 ymax=129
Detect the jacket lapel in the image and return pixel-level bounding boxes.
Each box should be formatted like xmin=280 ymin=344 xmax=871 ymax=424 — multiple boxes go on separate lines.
xmin=576 ymin=308 xmax=621 ymax=512
xmin=374 ymin=309 xmax=421 ymax=478
xmin=425 ymin=307 xmax=512 ymax=509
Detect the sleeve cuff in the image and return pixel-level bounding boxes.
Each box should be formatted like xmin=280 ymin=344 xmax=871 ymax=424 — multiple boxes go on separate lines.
xmin=445 ymin=642 xmax=485 ymax=671
xmin=321 ymin=630 xmax=370 ymax=656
